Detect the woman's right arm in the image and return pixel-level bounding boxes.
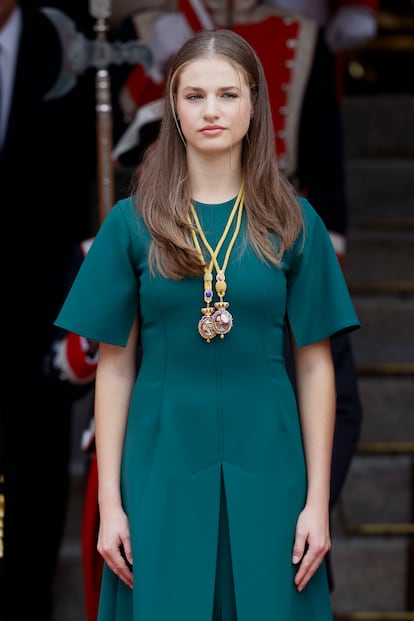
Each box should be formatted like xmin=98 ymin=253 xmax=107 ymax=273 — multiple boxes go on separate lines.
xmin=95 ymin=315 xmax=139 ymax=589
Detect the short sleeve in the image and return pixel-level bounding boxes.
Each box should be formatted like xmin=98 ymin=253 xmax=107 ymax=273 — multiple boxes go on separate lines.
xmin=54 ymin=200 xmax=141 ymax=346
xmin=286 ymin=198 xmax=360 ymax=347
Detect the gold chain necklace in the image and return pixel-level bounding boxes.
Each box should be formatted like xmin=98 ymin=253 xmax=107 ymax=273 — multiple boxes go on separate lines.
xmin=188 ymin=180 xmax=245 ymax=342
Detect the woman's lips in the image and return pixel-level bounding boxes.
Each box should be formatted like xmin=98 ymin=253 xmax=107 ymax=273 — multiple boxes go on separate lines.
xmin=200 ymin=126 xmax=225 ymax=135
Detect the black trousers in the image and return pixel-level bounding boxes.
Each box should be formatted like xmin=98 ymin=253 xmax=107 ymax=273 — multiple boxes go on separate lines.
xmin=0 ymin=319 xmax=72 ymax=621
xmin=297 ymin=28 xmax=348 ymax=237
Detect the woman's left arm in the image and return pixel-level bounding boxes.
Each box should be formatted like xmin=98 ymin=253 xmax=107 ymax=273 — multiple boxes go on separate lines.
xmin=291 ymin=337 xmax=336 ymax=592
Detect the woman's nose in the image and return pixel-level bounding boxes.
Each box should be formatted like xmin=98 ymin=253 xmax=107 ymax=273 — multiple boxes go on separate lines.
xmin=203 ymin=95 xmax=219 ymax=118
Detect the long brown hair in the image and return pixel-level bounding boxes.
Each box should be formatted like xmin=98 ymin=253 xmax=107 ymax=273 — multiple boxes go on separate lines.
xmin=135 ymin=29 xmax=303 ymax=279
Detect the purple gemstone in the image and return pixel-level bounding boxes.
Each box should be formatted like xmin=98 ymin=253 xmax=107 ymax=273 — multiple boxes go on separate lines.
xmin=205 ymin=290 xmax=212 ymax=298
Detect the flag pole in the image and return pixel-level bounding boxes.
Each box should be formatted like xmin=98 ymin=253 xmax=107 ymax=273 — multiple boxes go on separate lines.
xmin=89 ymin=0 xmax=114 ymax=225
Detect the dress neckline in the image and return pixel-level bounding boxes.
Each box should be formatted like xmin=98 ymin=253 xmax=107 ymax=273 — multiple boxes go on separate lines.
xmin=191 ymin=196 xmax=237 ymax=209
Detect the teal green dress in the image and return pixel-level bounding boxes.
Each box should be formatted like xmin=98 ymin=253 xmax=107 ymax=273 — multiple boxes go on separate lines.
xmin=55 ymin=196 xmax=359 ymax=621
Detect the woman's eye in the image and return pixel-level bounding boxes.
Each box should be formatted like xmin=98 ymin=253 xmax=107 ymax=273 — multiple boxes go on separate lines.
xmin=187 ymin=93 xmax=203 ymax=100
xmin=222 ymin=92 xmax=238 ymax=99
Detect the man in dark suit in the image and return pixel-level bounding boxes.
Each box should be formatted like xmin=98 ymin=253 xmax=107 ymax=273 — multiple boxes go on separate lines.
xmin=0 ymin=1 xmax=96 ymax=619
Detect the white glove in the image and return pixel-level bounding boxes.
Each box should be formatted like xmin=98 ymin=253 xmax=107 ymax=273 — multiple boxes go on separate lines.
xmin=326 ymin=6 xmax=377 ymax=53
xmin=148 ymin=13 xmax=193 ymax=72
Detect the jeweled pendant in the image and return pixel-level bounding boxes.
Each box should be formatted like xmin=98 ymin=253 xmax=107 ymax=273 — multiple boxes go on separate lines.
xmin=198 ymin=307 xmax=217 ymax=343
xmin=212 ymin=301 xmax=233 ymax=338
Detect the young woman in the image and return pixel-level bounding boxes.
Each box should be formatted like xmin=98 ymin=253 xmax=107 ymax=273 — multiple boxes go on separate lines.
xmin=56 ymin=29 xmax=359 ymax=621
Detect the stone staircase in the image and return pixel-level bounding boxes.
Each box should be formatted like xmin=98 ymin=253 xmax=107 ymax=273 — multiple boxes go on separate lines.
xmin=330 ymin=95 xmax=414 ymax=620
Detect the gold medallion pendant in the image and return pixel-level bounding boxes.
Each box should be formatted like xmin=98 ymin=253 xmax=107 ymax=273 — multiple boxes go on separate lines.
xmin=212 ymin=302 xmax=233 ymax=338
xmin=188 ymin=181 xmax=244 ymax=343
xmin=198 ymin=307 xmax=217 ymax=342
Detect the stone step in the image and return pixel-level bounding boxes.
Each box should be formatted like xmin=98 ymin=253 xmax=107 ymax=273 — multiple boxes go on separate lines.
xmin=343 ymin=96 xmax=414 ymax=158
xmin=357 ymin=376 xmax=414 ymax=443
xmin=344 ymin=230 xmax=414 ymax=284
xmin=54 ymin=555 xmax=86 ymax=621
xmin=338 ymin=454 xmax=413 ymax=525
xmin=349 ymin=295 xmax=414 ymax=364
xmin=346 ymin=158 xmax=414 ymax=226
xmin=329 ymin=535 xmax=409 ymax=613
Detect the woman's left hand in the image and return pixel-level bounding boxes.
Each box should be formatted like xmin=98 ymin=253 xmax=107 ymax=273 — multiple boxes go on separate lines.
xmin=291 ymin=503 xmax=331 ymax=592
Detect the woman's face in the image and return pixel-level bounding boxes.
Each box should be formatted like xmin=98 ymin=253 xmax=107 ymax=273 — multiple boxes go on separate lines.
xmin=175 ymin=56 xmax=253 ymax=159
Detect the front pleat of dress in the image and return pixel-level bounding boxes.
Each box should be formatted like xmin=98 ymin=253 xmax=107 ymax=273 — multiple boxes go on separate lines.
xmin=213 ymin=467 xmax=238 ymax=621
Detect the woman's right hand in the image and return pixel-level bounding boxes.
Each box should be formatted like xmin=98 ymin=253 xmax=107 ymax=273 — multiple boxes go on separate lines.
xmin=97 ymin=504 xmax=133 ymax=589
